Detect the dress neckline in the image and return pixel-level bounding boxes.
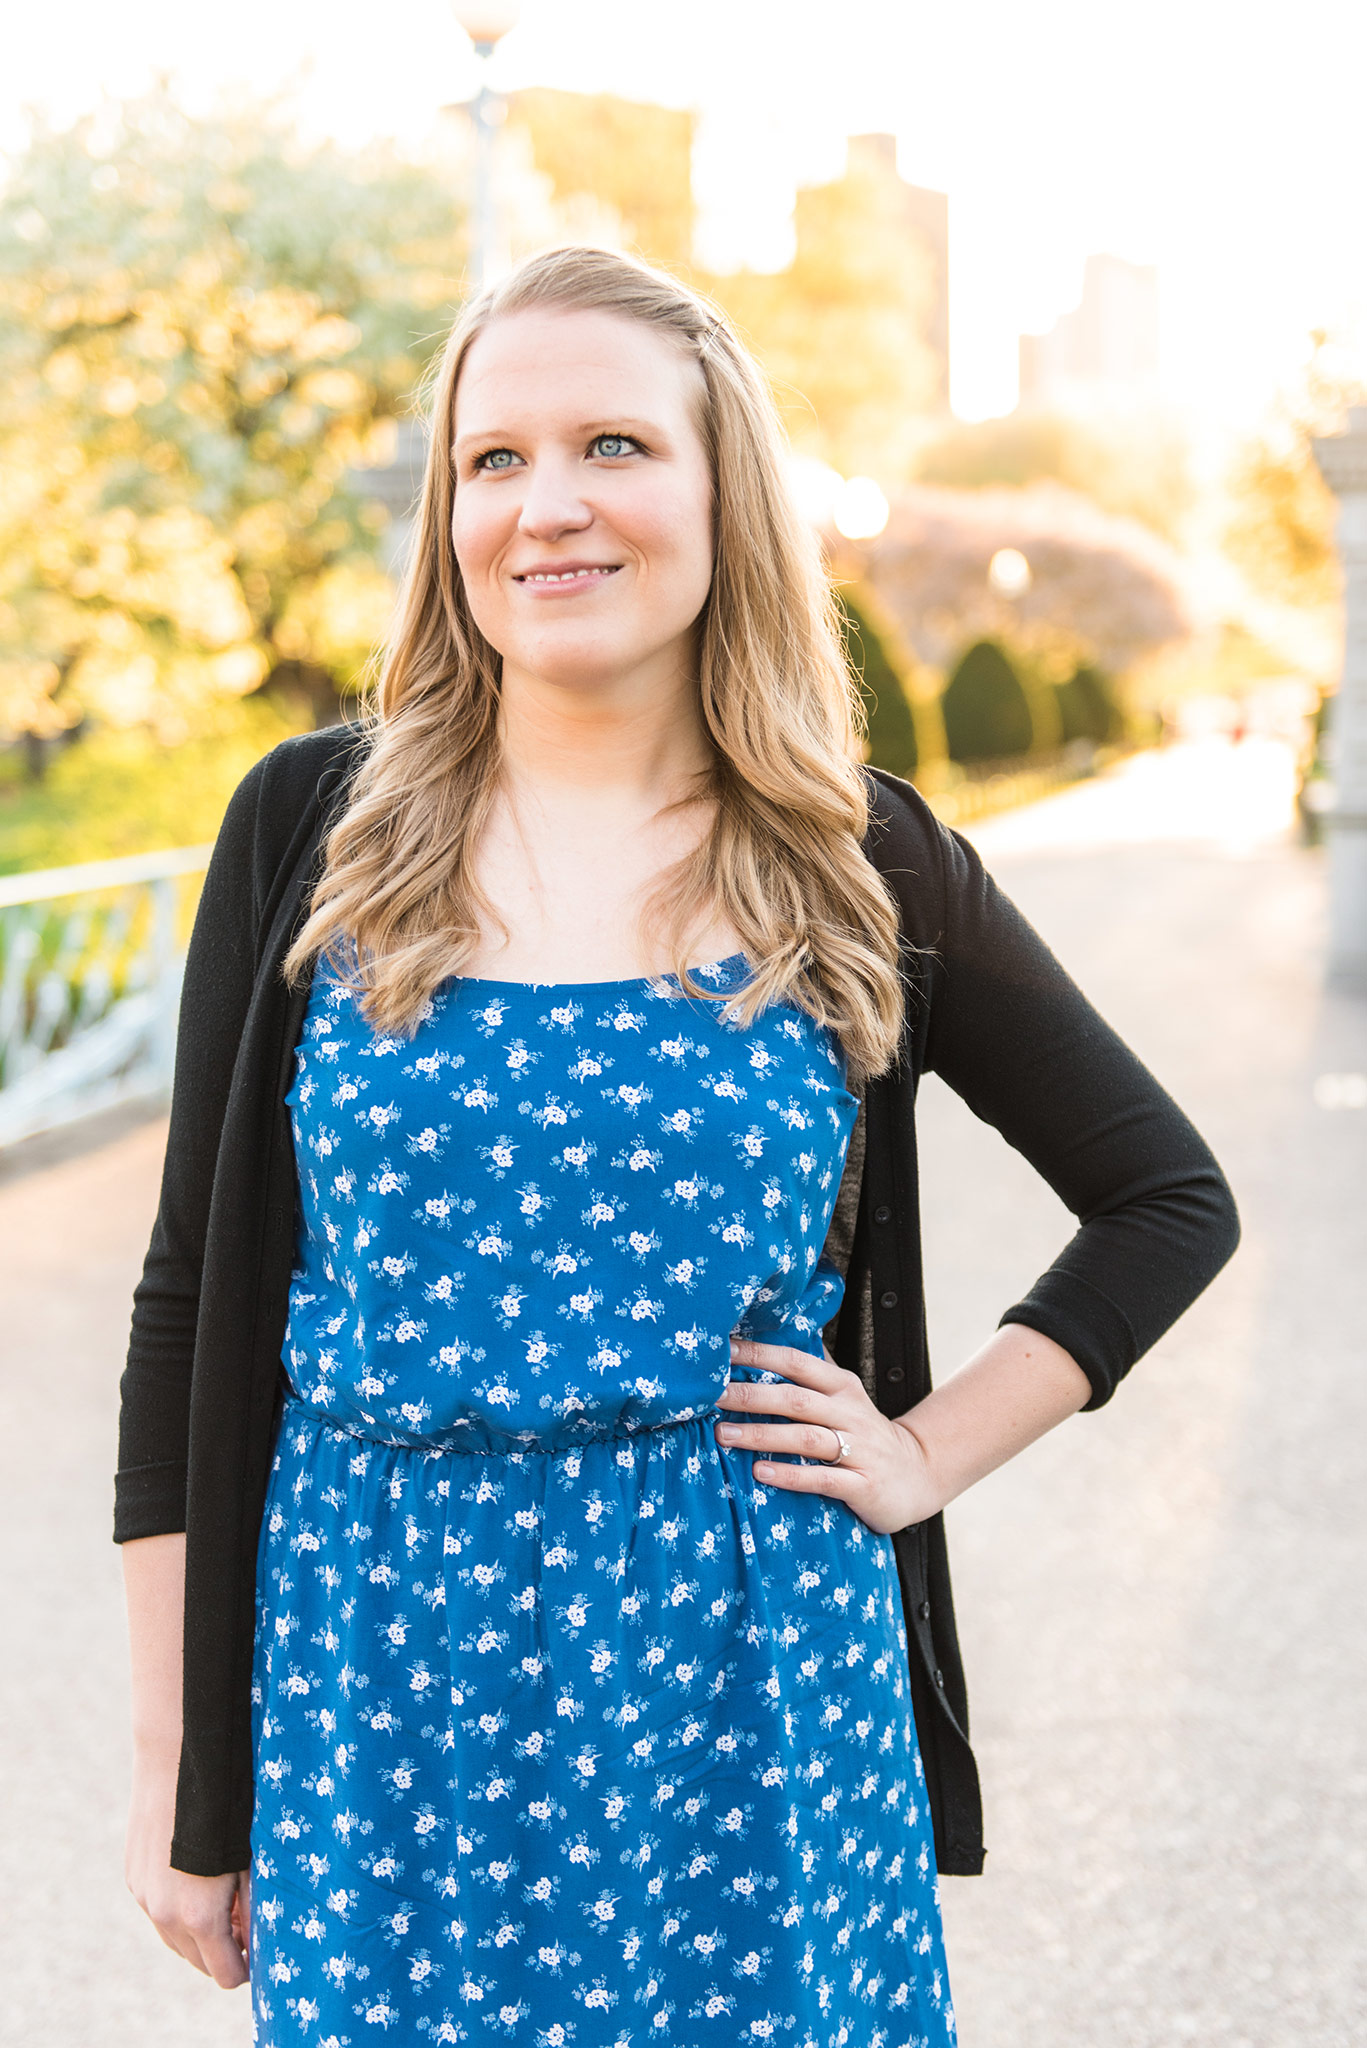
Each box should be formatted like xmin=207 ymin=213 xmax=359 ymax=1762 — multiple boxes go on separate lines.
xmin=449 ymin=950 xmax=750 ymax=994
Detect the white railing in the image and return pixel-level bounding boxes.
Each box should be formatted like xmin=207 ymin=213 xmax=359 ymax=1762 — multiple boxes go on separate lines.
xmin=0 ymin=845 xmax=212 ymax=1148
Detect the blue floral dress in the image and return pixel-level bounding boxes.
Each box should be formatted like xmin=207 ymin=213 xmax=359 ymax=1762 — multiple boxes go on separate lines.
xmin=250 ymin=954 xmax=956 ymax=2048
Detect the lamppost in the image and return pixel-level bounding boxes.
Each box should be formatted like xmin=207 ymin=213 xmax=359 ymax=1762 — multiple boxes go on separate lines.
xmin=452 ymin=1 xmax=522 ymax=289
xmin=1313 ymin=405 xmax=1367 ymax=988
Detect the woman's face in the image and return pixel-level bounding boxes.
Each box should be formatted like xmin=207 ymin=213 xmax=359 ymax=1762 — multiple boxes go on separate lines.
xmin=450 ymin=307 xmax=715 ymax=701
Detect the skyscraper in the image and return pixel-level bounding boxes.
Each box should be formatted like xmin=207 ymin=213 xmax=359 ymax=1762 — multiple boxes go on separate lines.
xmin=847 ymin=133 xmax=950 ymax=411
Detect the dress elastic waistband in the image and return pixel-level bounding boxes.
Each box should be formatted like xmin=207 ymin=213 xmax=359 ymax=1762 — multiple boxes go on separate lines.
xmin=278 ymin=1389 xmax=714 ymax=1460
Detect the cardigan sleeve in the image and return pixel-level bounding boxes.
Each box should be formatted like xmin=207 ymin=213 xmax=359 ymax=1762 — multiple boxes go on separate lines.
xmin=920 ymin=813 xmax=1239 ymax=1409
xmin=113 ymin=754 xmax=271 ymax=1541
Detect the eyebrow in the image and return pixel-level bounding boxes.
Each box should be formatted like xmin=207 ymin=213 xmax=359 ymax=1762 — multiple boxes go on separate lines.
xmin=452 ymin=417 xmax=668 ymax=454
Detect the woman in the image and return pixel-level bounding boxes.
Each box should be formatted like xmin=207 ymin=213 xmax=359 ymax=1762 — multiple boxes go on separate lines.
xmin=118 ymin=246 xmax=1238 ymax=2046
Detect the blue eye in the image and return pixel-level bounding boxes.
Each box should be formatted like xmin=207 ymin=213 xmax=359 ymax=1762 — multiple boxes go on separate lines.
xmin=592 ymin=434 xmax=638 ymax=459
xmin=476 ymin=448 xmax=520 ymax=472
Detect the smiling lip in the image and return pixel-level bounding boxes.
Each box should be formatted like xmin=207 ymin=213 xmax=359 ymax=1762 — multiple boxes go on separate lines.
xmin=511 ymin=562 xmax=622 ymax=592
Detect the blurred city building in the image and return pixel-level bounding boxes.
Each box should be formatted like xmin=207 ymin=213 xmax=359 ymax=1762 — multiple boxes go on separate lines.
xmin=846 ymin=133 xmax=949 ymax=412
xmin=1018 ymin=253 xmax=1159 ymax=410
xmin=510 ymin=89 xmax=695 ymax=269
xmin=505 ymin=95 xmax=950 ymax=468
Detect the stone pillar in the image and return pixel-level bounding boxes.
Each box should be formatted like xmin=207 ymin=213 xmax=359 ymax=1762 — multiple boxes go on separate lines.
xmin=1313 ymin=406 xmax=1367 ymax=989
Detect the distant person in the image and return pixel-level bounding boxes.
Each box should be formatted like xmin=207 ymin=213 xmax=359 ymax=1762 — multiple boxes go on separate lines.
xmin=115 ymin=246 xmax=1239 ymax=2045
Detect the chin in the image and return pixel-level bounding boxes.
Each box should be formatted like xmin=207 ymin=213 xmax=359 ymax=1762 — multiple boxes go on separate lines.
xmin=507 ymin=631 xmax=677 ymax=694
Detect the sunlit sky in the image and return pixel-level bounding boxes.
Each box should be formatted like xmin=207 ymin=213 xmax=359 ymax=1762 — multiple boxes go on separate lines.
xmin=6 ymin=0 xmax=1366 ymax=424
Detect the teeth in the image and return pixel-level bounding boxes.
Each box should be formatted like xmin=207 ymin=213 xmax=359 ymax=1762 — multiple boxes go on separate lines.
xmin=522 ymin=568 xmax=615 ymax=582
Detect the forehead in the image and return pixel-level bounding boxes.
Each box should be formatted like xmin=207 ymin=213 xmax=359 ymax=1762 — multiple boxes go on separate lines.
xmin=453 ymin=306 xmax=704 ymax=437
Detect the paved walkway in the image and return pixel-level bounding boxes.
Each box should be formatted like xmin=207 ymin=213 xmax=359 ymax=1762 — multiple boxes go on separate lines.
xmin=1 ymin=739 xmax=1362 ymax=2045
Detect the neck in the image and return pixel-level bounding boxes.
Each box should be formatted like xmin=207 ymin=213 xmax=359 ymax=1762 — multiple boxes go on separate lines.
xmin=496 ymin=659 xmax=712 ymax=810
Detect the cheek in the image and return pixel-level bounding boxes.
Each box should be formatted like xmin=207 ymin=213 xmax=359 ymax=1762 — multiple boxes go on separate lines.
xmin=450 ymin=502 xmax=512 ymax=651
xmin=450 ymin=496 xmax=495 ymax=585
xmin=638 ymin=475 xmax=714 ymax=606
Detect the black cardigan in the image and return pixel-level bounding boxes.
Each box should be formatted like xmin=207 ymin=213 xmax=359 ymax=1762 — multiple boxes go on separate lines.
xmin=114 ymin=726 xmax=1239 ymax=1880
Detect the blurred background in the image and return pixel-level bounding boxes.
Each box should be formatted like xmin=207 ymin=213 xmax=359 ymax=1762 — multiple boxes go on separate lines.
xmin=0 ymin=5 xmax=1364 ymax=2046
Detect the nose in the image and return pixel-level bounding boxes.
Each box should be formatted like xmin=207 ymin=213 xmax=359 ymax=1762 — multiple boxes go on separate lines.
xmin=516 ymin=454 xmax=593 ymax=542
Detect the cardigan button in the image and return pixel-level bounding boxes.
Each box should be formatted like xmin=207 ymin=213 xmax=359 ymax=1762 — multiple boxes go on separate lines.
xmin=878 ymin=1290 xmax=898 ymax=1309
xmin=918 ymin=1601 xmax=931 ymax=1621
xmin=934 ymin=1668 xmax=945 ymax=1687
xmin=873 ymin=1205 xmax=892 ymax=1224
xmin=886 ymin=1366 xmax=905 ymax=1385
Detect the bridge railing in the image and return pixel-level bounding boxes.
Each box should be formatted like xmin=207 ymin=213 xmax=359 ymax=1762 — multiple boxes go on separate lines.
xmin=0 ymin=845 xmax=212 ymax=1149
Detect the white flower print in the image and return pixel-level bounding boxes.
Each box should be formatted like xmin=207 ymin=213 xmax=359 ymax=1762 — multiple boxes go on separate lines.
xmin=479 ymin=1135 xmax=518 ymax=1178
xmin=523 ymin=1095 xmax=577 ymax=1130
xmin=255 ymin=958 xmax=953 ymax=2048
xmin=568 ymin=1049 xmax=611 ymax=1082
xmin=604 ymin=1081 xmax=653 ymax=1111
xmin=505 ymin=1038 xmax=539 ymax=1076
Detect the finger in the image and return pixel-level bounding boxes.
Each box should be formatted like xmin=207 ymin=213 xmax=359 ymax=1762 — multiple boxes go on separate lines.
xmin=729 ymin=1336 xmax=847 ymax=1392
xmin=752 ymin=1455 xmax=864 ymax=1500
xmin=177 ymin=1907 xmax=250 ymax=1989
xmin=197 ymin=1930 xmax=251 ymax=1990
xmin=151 ymin=1917 xmax=212 ymax=1976
xmin=718 ymin=1375 xmax=847 ymax=1421
xmin=716 ymin=1419 xmax=847 ymax=1462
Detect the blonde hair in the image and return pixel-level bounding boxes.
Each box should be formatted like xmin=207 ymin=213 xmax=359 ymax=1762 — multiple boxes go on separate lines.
xmin=287 ymin=246 xmax=904 ymax=1081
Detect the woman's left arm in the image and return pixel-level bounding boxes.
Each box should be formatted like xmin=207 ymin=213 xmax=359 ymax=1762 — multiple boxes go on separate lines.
xmin=717 ymin=785 xmax=1243 ymax=1524
xmin=717 ymin=1326 xmax=1090 ymax=1535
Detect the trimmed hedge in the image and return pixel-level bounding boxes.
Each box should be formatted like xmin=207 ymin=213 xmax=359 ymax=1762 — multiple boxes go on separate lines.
xmin=837 ymin=590 xmax=918 ymax=778
xmin=1053 ymin=665 xmax=1123 ymax=745
xmin=941 ymin=640 xmax=1034 ymax=763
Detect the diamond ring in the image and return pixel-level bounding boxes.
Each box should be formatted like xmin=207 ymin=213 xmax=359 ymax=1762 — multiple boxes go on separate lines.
xmin=827 ymin=1428 xmax=853 ymax=1465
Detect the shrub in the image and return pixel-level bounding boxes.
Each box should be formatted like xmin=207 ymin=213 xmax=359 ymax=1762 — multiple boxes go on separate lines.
xmin=941 ymin=640 xmax=1035 ymax=763
xmin=0 ymin=697 xmax=304 ymax=874
xmin=1053 ymin=665 xmax=1124 ymax=745
xmin=837 ymin=590 xmax=918 ymax=779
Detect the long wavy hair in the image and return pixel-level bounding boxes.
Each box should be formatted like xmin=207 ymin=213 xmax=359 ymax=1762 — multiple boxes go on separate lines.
xmin=286 ymin=245 xmax=905 ymax=1082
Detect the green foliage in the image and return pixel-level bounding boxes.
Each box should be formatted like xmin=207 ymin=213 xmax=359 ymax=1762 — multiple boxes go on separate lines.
xmin=915 ymin=410 xmax=1194 ymax=543
xmin=1222 ymin=334 xmax=1365 ymax=613
xmin=837 ymin=590 xmax=918 ymax=778
xmin=941 ymin=640 xmax=1035 ymax=763
xmin=0 ymin=90 xmax=466 ymax=744
xmin=0 ymin=696 xmax=304 ymax=874
xmin=1053 ymin=664 xmax=1123 ymax=745
xmin=1223 ymin=434 xmax=1338 ymax=609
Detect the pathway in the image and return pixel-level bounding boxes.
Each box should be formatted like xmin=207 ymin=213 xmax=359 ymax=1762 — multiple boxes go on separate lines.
xmin=0 ymin=738 xmax=1362 ymax=2045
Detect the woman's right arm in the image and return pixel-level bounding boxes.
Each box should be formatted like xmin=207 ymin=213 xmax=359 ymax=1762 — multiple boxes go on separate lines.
xmin=122 ymin=1533 xmax=249 ymax=1988
xmin=116 ymin=754 xmax=277 ymax=1968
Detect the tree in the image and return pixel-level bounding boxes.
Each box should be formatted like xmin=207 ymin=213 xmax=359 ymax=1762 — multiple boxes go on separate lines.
xmin=1222 ymin=332 xmax=1362 ymax=614
xmin=0 ymin=91 xmax=467 ymax=750
xmin=856 ymin=482 xmax=1192 ymax=681
xmin=1223 ymin=434 xmax=1339 ymax=611
xmin=915 ymin=409 xmax=1194 ymax=545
